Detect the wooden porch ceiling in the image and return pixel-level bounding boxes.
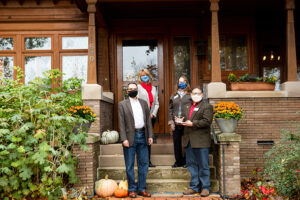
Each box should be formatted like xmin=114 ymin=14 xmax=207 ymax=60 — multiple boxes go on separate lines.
xmin=0 ymin=0 xmax=75 ymax=5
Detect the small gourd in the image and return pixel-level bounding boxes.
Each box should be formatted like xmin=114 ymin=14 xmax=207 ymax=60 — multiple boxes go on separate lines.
xmin=95 ymin=175 xmax=118 ymax=197
xmin=114 ymin=178 xmax=128 ymax=198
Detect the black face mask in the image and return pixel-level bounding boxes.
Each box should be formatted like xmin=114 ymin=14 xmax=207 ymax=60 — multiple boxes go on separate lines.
xmin=128 ymin=90 xmax=138 ymax=98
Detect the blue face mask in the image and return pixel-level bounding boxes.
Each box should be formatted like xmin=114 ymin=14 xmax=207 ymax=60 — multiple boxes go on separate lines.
xmin=141 ymin=75 xmax=150 ymax=83
xmin=178 ymin=82 xmax=187 ymax=89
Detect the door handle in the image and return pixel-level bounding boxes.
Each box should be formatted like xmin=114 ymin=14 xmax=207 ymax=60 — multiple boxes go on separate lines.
xmin=161 ymin=89 xmax=164 ymax=94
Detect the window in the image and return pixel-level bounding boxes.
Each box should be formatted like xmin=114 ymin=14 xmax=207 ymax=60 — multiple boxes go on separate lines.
xmin=0 ymin=34 xmax=88 ymax=83
xmin=60 ymin=36 xmax=88 ymax=83
xmin=208 ymin=35 xmax=248 ymax=71
xmin=174 ymin=37 xmax=191 ymax=89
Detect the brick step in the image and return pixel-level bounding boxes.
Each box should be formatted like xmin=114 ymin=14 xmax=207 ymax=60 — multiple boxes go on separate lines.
xmin=100 ymin=143 xmax=174 ymax=155
xmin=99 ymin=154 xmax=213 ymax=167
xmin=97 ymin=166 xmax=216 ymax=180
xmin=111 ymin=179 xmax=219 ymax=193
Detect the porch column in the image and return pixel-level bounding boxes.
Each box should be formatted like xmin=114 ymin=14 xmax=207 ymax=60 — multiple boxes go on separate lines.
xmin=86 ymin=0 xmax=97 ymax=84
xmin=286 ymin=0 xmax=297 ymax=81
xmin=207 ymin=0 xmax=226 ymax=98
xmin=210 ymin=0 xmax=221 ymax=82
xmin=280 ymin=0 xmax=300 ymax=97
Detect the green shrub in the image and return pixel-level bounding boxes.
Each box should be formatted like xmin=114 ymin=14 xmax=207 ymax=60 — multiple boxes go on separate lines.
xmin=0 ymin=67 xmax=88 ymax=200
xmin=263 ymin=118 xmax=300 ymax=199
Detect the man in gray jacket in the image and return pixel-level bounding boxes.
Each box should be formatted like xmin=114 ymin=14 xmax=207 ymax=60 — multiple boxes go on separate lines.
xmin=118 ymin=82 xmax=154 ymax=198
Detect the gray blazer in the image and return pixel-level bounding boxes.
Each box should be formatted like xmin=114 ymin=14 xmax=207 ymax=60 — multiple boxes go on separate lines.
xmin=168 ymin=93 xmax=192 ymax=125
xmin=118 ymin=98 xmax=154 ymax=147
xmin=181 ymin=100 xmax=213 ymax=148
xmin=137 ymin=84 xmax=159 ymax=117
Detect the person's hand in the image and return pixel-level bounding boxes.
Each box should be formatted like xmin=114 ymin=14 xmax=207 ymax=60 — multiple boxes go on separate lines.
xmin=148 ymin=138 xmax=153 ymax=145
xmin=170 ymin=124 xmax=175 ymax=131
xmin=182 ymin=120 xmax=193 ymax=127
xmin=174 ymin=116 xmax=184 ymax=124
xmin=150 ymin=114 xmax=154 ymax=118
xmin=122 ymin=140 xmax=129 ymax=147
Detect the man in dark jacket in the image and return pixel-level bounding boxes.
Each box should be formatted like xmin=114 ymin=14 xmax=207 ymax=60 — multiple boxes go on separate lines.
xmin=118 ymin=82 xmax=154 ymax=198
xmin=177 ymin=86 xmax=213 ymax=197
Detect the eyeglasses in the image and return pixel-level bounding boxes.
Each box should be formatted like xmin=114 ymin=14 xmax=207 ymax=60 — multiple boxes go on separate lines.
xmin=192 ymin=93 xmax=202 ymax=95
xmin=128 ymin=88 xmax=137 ymax=91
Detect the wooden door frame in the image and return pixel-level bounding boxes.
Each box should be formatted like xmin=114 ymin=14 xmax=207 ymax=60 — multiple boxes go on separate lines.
xmin=115 ymin=33 xmax=166 ymax=134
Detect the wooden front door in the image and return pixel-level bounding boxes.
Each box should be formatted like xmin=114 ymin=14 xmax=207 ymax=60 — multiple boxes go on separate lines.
xmin=116 ymin=35 xmax=166 ymax=134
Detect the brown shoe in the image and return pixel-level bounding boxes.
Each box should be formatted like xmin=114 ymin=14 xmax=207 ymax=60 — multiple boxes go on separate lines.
xmin=138 ymin=190 xmax=151 ymax=197
xmin=200 ymin=189 xmax=210 ymax=197
xmin=183 ymin=188 xmax=197 ymax=195
xmin=129 ymin=191 xmax=137 ymax=198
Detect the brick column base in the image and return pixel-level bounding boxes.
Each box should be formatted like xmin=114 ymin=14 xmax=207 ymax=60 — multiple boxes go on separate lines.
xmin=73 ymin=133 xmax=100 ymax=196
xmin=217 ymin=133 xmax=241 ymax=197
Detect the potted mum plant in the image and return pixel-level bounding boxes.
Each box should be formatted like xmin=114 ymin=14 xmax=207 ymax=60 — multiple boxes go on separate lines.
xmin=68 ymin=105 xmax=96 ymax=133
xmin=214 ymin=101 xmax=243 ymax=133
xmin=228 ymin=73 xmax=276 ymax=91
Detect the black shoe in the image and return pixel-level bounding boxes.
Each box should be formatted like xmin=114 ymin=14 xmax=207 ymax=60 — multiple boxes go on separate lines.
xmin=149 ymin=162 xmax=156 ymax=167
xmin=172 ymin=163 xmax=184 ymax=168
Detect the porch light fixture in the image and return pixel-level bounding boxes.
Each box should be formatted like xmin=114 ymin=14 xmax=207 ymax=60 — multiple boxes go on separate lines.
xmin=262 ymin=47 xmax=282 ymax=62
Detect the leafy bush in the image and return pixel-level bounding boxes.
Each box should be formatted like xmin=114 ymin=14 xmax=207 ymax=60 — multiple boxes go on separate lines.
xmin=0 ymin=67 xmax=88 ymax=200
xmin=68 ymin=106 xmax=96 ymax=122
xmin=263 ymin=118 xmax=300 ymax=199
xmin=231 ymin=169 xmax=278 ymax=200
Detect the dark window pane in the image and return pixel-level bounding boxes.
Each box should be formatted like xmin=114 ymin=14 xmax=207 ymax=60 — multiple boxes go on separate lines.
xmin=25 ymin=37 xmax=51 ymax=50
xmin=0 ymin=38 xmax=14 ymax=50
xmin=122 ymin=40 xmax=158 ymax=81
xmin=208 ymin=35 xmax=248 ymax=71
xmin=174 ymin=37 xmax=191 ymax=89
xmin=0 ymin=56 xmax=14 ymax=79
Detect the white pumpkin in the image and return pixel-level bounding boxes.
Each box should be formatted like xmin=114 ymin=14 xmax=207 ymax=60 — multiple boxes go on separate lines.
xmin=101 ymin=130 xmax=119 ymax=144
xmin=95 ymin=175 xmax=118 ymax=197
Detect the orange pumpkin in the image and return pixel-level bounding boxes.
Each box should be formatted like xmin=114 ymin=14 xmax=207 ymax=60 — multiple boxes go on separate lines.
xmin=95 ymin=175 xmax=118 ymax=197
xmin=114 ymin=188 xmax=128 ymax=198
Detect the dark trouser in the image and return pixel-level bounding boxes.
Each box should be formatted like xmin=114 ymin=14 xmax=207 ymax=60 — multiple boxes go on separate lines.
xmin=148 ymin=117 xmax=156 ymax=163
xmin=172 ymin=125 xmax=186 ymax=165
xmin=185 ymin=142 xmax=210 ymax=192
xmin=123 ymin=131 xmax=149 ymax=192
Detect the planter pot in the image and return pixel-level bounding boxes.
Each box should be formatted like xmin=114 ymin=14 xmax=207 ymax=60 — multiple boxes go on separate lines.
xmin=215 ymin=118 xmax=238 ymax=133
xmin=73 ymin=122 xmax=92 ymax=134
xmin=230 ymin=82 xmax=275 ymax=91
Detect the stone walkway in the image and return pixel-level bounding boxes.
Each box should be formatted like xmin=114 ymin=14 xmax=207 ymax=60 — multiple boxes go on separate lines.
xmin=94 ymin=192 xmax=224 ymax=200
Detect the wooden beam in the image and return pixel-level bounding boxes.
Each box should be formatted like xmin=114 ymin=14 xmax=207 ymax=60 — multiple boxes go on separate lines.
xmin=286 ymin=0 xmax=298 ymax=81
xmin=1 ymin=0 xmax=7 ymax=5
xmin=75 ymin=0 xmax=88 ymax=13
xmin=36 ymin=0 xmax=41 ymax=5
xmin=19 ymin=0 xmax=24 ymax=5
xmin=53 ymin=0 xmax=58 ymax=5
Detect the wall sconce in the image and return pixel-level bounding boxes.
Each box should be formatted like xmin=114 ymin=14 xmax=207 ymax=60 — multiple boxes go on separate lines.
xmin=195 ymin=40 xmax=207 ymax=56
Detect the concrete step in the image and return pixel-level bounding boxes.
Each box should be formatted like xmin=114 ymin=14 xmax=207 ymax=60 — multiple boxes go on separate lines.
xmin=99 ymin=154 xmax=213 ymax=167
xmin=100 ymin=143 xmax=174 ymax=155
xmin=112 ymin=179 xmax=219 ymax=193
xmin=97 ymin=166 xmax=216 ymax=180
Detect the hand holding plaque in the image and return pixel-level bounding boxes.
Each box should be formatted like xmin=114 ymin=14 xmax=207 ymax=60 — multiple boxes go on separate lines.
xmin=175 ymin=116 xmax=184 ymax=124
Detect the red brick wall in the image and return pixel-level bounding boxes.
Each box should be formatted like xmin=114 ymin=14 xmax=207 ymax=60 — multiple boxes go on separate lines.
xmin=209 ymin=97 xmax=300 ymax=179
xmin=73 ymin=141 xmax=100 ymax=196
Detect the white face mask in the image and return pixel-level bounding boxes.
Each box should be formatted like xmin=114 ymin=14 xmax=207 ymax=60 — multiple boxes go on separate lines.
xmin=191 ymin=95 xmax=202 ymax=103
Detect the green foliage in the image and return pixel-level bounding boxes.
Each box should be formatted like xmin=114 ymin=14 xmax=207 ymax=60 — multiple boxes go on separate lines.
xmin=228 ymin=73 xmax=276 ymax=84
xmin=263 ymin=119 xmax=300 ymax=199
xmin=0 ymin=67 xmax=88 ymax=199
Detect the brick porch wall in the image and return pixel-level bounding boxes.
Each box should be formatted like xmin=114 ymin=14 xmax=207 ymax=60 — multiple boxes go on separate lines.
xmin=209 ymin=97 xmax=300 ymax=179
xmin=73 ymin=139 xmax=100 ymax=196
xmin=100 ymin=100 xmax=114 ymax=134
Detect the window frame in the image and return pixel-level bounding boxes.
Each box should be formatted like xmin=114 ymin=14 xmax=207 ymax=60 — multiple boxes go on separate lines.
xmin=59 ymin=35 xmax=89 ymax=52
xmin=0 ymin=36 xmax=16 ymax=52
xmin=0 ymin=54 xmax=16 ymax=80
xmin=22 ymin=35 xmax=53 ymax=52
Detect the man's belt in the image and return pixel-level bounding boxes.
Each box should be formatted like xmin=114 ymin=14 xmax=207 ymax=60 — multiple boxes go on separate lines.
xmin=135 ymin=127 xmax=145 ymax=132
